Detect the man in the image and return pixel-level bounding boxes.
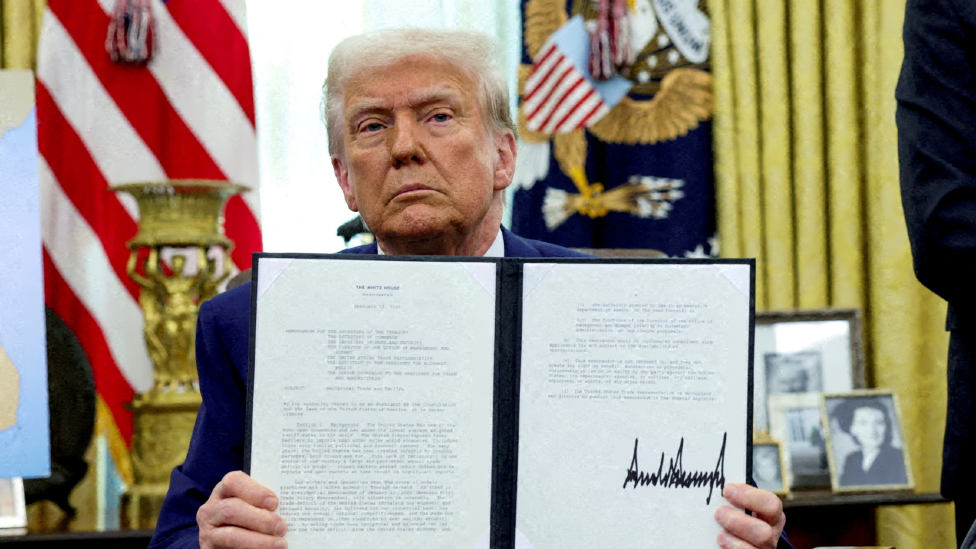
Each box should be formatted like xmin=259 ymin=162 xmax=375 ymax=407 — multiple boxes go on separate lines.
xmin=896 ymin=0 xmax=976 ymax=544
xmin=149 ymin=28 xmax=789 ymax=549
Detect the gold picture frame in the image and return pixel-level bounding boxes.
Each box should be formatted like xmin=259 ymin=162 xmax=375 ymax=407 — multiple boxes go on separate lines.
xmin=752 ymin=432 xmax=789 ymax=496
xmin=768 ymin=393 xmax=832 ymax=490
xmin=820 ymin=389 xmax=915 ymax=493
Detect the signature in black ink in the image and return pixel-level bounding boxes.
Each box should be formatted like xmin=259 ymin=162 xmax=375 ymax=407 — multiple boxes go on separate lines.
xmin=622 ymin=433 xmax=727 ymax=505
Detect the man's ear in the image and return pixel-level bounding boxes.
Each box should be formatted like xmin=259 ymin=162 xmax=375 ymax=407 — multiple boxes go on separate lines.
xmin=332 ymin=155 xmax=359 ymax=211
xmin=492 ymin=130 xmax=517 ymax=192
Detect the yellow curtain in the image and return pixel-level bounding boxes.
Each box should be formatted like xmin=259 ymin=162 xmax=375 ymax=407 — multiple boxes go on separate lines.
xmin=712 ymin=0 xmax=955 ymax=547
xmin=0 ymin=0 xmax=45 ymax=70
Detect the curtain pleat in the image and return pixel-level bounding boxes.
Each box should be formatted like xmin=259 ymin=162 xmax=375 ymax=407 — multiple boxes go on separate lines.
xmin=757 ymin=0 xmax=795 ymax=311
xmin=715 ymin=0 xmax=956 ymax=545
xmin=824 ymin=0 xmax=865 ymax=311
xmin=1 ymin=0 xmax=43 ymax=69
xmin=791 ymin=0 xmax=828 ymax=309
xmin=729 ymin=0 xmax=767 ymax=310
xmin=712 ymin=0 xmax=742 ymax=261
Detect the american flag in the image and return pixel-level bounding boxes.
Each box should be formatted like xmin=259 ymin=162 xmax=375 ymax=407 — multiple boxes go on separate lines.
xmin=523 ymin=43 xmax=609 ymax=134
xmin=522 ymin=15 xmax=632 ymax=134
xmin=36 ymin=0 xmax=262 ymax=480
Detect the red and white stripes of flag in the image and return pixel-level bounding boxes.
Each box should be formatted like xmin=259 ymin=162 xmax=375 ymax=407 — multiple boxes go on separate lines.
xmin=522 ymin=43 xmax=610 ymax=134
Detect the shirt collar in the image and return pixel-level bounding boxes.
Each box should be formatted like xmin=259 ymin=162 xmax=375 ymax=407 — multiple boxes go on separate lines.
xmin=376 ymin=227 xmax=504 ymax=257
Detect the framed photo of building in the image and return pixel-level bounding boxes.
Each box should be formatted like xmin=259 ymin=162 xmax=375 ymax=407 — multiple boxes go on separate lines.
xmin=0 ymin=477 xmax=26 ymax=530
xmin=768 ymin=393 xmax=831 ymax=490
xmin=752 ymin=436 xmax=788 ymax=496
xmin=821 ymin=390 xmax=914 ymax=492
xmin=753 ymin=309 xmax=865 ymax=432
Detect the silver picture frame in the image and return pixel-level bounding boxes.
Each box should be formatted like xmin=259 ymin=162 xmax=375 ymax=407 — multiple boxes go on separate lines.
xmin=754 ymin=309 xmax=866 ymax=433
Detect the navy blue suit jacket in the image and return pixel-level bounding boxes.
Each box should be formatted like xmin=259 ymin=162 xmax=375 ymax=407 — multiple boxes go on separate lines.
xmin=149 ymin=227 xmax=792 ymax=548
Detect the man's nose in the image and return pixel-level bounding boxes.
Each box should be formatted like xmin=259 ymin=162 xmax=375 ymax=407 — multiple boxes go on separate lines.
xmin=390 ymin=116 xmax=427 ymax=167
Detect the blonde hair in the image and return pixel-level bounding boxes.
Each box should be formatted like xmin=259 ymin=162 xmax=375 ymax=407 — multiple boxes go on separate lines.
xmin=323 ymin=28 xmax=516 ymax=155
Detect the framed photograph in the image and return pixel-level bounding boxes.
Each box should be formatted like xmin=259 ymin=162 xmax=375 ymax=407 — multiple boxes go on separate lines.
xmin=752 ymin=437 xmax=788 ymax=496
xmin=821 ymin=390 xmax=914 ymax=492
xmin=765 ymin=351 xmax=822 ymax=394
xmin=0 ymin=477 xmax=26 ymax=530
xmin=768 ymin=393 xmax=831 ymax=490
xmin=753 ymin=309 xmax=865 ymax=431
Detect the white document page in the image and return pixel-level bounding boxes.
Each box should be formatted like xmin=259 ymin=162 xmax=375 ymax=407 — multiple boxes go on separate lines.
xmin=249 ymin=258 xmax=497 ymax=549
xmin=516 ymin=262 xmax=752 ymax=549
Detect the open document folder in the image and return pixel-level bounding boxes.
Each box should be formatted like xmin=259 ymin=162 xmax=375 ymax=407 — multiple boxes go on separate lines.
xmin=246 ymin=255 xmax=754 ymax=549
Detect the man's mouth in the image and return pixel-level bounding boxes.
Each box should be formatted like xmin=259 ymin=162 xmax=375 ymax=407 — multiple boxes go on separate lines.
xmin=393 ymin=184 xmax=436 ymax=198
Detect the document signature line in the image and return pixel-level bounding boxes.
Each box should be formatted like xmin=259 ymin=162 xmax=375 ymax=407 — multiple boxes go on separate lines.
xmin=622 ymin=433 xmax=727 ymax=505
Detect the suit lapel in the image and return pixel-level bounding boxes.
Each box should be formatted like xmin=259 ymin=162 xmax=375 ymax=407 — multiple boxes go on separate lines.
xmin=339 ymin=242 xmax=379 ymax=254
xmin=501 ymin=226 xmax=542 ymax=258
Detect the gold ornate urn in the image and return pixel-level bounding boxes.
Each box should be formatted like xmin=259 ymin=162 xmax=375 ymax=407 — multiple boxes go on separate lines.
xmin=112 ymin=180 xmax=246 ymax=529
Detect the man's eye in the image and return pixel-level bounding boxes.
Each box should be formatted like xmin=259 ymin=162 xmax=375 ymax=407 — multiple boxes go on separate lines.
xmin=362 ymin=122 xmax=384 ymax=133
xmin=431 ymin=113 xmax=450 ymax=123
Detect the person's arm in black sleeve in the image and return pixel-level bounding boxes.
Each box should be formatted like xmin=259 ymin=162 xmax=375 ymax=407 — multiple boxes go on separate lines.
xmin=897 ymin=0 xmax=976 ymax=320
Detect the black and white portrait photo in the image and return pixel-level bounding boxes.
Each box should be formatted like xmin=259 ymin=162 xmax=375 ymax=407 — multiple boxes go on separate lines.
xmin=752 ymin=443 xmax=786 ymax=494
xmin=765 ymin=351 xmax=823 ymax=394
xmin=824 ymin=392 xmax=913 ymax=491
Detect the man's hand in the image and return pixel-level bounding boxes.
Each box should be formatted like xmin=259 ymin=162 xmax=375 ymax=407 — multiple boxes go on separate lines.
xmin=714 ymin=483 xmax=785 ymax=549
xmin=198 ymin=471 xmax=288 ymax=549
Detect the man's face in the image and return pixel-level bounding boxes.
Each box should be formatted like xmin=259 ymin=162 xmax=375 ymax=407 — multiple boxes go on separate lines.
xmin=332 ymin=58 xmax=515 ymax=250
xmin=849 ymin=406 xmax=886 ymax=451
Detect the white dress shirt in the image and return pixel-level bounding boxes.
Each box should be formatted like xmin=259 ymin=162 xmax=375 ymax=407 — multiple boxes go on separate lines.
xmin=375 ymin=227 xmax=505 ymax=257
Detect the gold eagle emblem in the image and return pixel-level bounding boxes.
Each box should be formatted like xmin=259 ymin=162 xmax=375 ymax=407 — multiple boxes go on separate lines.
xmin=518 ymin=0 xmax=713 ymax=226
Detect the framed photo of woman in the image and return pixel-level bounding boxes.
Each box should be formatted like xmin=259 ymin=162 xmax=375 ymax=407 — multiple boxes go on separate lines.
xmin=821 ymin=390 xmax=914 ymax=492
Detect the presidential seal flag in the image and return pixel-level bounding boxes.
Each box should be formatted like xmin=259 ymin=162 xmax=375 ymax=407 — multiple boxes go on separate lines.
xmin=512 ymin=0 xmax=715 ymax=256
xmin=36 ymin=0 xmax=262 ymax=481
